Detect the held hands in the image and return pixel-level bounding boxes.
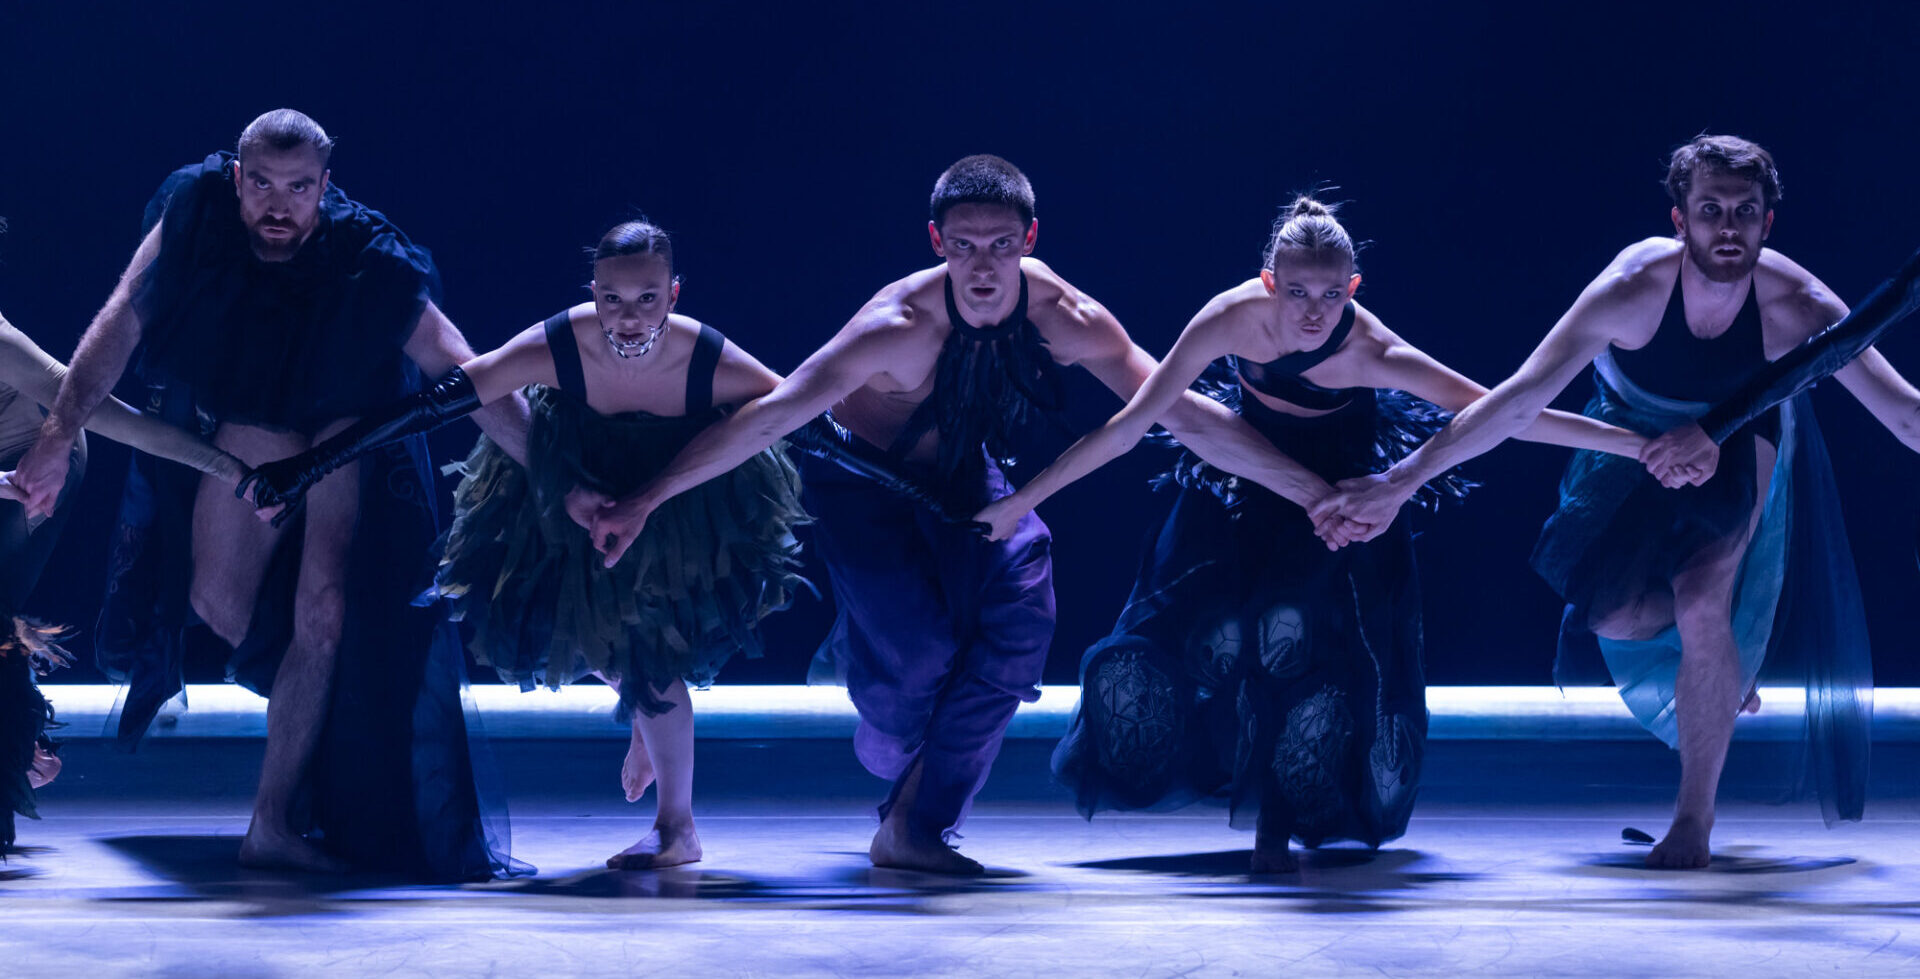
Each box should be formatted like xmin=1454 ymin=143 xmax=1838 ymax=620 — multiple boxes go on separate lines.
xmin=1307 ymin=472 xmax=1409 ymax=549
xmin=234 ymin=452 xmax=319 ymax=527
xmin=9 ymin=437 xmax=73 ymax=519
xmin=563 ymin=484 xmax=612 ymax=532
xmin=590 ymin=491 xmax=661 ymax=569
xmin=1639 ymin=422 xmax=1718 ymax=489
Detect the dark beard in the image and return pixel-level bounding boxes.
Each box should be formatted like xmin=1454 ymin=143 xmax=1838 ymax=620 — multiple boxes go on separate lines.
xmin=246 ymin=224 xmax=307 ymax=262
xmin=1686 ymin=236 xmax=1760 ymax=284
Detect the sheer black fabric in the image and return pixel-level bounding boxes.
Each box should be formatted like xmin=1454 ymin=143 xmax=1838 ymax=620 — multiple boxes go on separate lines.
xmin=1055 ymin=383 xmax=1457 ymax=846
xmin=131 ymin=153 xmax=437 ymax=437
xmin=1535 ymin=353 xmax=1870 ymax=824
xmin=96 ymin=157 xmax=525 ymax=880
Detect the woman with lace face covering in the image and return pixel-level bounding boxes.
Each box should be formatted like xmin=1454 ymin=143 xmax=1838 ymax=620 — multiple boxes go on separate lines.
xmin=243 ymin=220 xmax=810 ymax=870
xmin=987 ymin=197 xmax=1644 ymax=871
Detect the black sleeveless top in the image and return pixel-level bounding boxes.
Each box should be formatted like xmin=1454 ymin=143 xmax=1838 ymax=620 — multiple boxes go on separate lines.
xmin=542 ymin=311 xmax=726 ymax=414
xmin=1610 ymin=273 xmax=1767 ymax=405
xmin=885 ymin=273 xmax=1064 ymax=483
xmin=1230 ymin=302 xmax=1359 ymax=410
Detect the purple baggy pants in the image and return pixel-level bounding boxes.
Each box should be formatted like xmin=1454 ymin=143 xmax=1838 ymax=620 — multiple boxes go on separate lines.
xmin=801 ymin=456 xmax=1055 ymax=837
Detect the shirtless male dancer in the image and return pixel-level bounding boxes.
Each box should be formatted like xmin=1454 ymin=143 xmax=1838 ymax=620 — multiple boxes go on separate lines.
xmin=1315 ymin=135 xmax=1920 ymax=868
xmin=593 ymin=155 xmax=1347 ymax=874
xmin=11 ymin=110 xmax=530 ymax=878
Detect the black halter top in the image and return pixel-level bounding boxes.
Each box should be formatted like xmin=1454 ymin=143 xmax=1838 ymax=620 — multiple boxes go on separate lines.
xmin=543 ymin=311 xmax=726 ymax=414
xmin=1230 ymin=301 xmax=1359 ymax=411
xmin=1610 ymin=273 xmax=1766 ymax=404
xmin=886 ymin=273 xmax=1063 ymax=480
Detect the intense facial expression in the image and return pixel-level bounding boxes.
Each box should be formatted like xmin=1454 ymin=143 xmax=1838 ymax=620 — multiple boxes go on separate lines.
xmin=1672 ymin=169 xmax=1773 ymax=283
xmin=591 ymin=252 xmax=679 ymax=358
xmin=1261 ymin=255 xmax=1360 ymax=351
xmin=232 ymin=145 xmax=329 ymax=262
xmin=929 ymin=203 xmax=1036 ymax=322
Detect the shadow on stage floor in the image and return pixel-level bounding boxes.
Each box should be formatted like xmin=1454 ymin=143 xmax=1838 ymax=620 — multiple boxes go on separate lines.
xmin=10 ymin=738 xmax=1920 ymax=975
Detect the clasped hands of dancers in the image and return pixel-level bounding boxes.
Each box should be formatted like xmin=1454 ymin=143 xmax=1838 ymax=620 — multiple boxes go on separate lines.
xmin=4 ymin=111 xmax=1919 ymax=878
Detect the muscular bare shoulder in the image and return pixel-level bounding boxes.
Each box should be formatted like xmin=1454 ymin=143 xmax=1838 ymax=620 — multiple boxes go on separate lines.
xmin=1604 ymin=237 xmax=1684 ymax=294
xmin=1754 ymin=248 xmax=1846 ymax=346
xmin=854 ymin=269 xmax=943 ymax=345
xmin=829 ymin=268 xmax=947 ymax=391
xmin=1576 ymin=237 xmax=1684 ymax=348
xmin=1018 ymin=257 xmax=1125 ymax=363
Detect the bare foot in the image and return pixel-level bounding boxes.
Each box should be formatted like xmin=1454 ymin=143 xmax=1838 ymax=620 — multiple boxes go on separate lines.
xmin=1251 ymin=834 xmax=1299 ymax=873
xmin=238 ymin=827 xmax=349 ymax=874
xmin=606 ymin=822 xmax=702 ymax=870
xmin=868 ymin=817 xmax=983 ymax=876
xmin=1740 ymin=684 xmax=1761 ymax=715
xmin=1646 ymin=813 xmax=1713 ymax=869
xmin=26 ymin=745 xmax=61 ymax=789
xmin=622 ymin=729 xmax=655 ymax=803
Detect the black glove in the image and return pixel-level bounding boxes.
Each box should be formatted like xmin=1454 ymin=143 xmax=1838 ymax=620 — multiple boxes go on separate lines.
xmin=784 ymin=414 xmax=989 ymax=534
xmin=238 ymin=366 xmax=480 ymax=525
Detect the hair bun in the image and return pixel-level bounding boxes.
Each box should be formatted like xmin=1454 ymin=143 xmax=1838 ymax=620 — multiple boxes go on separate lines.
xmin=1290 ymin=196 xmax=1332 ymax=219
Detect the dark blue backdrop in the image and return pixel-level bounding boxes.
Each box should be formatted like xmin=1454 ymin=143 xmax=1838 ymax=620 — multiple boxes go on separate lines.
xmin=3 ymin=0 xmax=1916 ymax=686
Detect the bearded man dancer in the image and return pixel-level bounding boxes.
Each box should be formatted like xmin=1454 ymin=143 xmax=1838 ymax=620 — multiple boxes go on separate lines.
xmin=590 ymin=155 xmax=1349 ymax=874
xmin=11 ymin=109 xmax=530 ymax=879
xmin=1315 ymin=135 xmax=1920 ymax=867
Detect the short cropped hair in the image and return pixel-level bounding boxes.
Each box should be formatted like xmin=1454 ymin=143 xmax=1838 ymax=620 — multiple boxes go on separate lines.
xmin=237 ymin=109 xmax=335 ymax=166
xmin=1666 ymin=134 xmax=1781 ymax=211
xmin=930 ymin=155 xmax=1035 ymax=227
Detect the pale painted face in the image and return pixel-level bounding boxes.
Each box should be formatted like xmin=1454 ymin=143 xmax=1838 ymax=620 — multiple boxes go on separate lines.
xmin=929 ymin=203 xmax=1036 ymax=321
xmin=1261 ymin=254 xmax=1360 ymax=351
xmin=591 ymin=252 xmax=678 ymax=358
xmin=1672 ymin=169 xmax=1773 ymax=284
xmin=232 ymin=145 xmax=329 ymax=262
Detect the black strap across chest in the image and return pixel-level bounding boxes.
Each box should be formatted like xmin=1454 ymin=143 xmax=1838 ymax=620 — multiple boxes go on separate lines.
xmin=543 ymin=311 xmax=588 ymax=398
xmin=885 ymin=273 xmax=1033 ymax=458
xmin=1231 ymin=302 xmax=1358 ymax=410
xmin=683 ymin=320 xmax=725 ymax=414
xmin=542 ymin=311 xmax=727 ymax=414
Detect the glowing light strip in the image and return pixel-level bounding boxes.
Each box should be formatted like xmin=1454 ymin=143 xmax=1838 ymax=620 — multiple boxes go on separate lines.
xmin=39 ymin=685 xmax=1915 ymax=741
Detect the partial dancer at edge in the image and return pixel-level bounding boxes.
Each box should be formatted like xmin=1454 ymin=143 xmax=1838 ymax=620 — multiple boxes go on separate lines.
xmin=593 ymin=156 xmax=1336 ymax=875
xmin=246 ymin=220 xmax=810 ymax=870
xmin=976 ymin=198 xmax=1643 ymax=871
xmin=1316 ymin=135 xmax=1920 ymax=868
xmin=0 ymin=309 xmax=248 ymax=853
xmin=10 ymin=110 xmax=531 ymax=880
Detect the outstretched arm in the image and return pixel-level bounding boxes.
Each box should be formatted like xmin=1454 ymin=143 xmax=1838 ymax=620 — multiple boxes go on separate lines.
xmin=239 ymin=304 xmax=544 ymax=517
xmin=1311 ymin=259 xmax=1642 ymax=537
xmin=1368 ymin=340 xmax=1646 ymax=457
xmin=1642 ymin=248 xmax=1920 ymax=480
xmin=1698 ymin=248 xmax=1920 ymax=442
xmin=0 ymin=315 xmax=243 ymax=486
xmin=591 ymin=302 xmax=913 ymax=566
xmin=406 ymin=301 xmax=533 ymax=466
xmin=975 ymin=299 xmax=1326 ymax=540
xmin=11 ymin=224 xmax=162 ymax=515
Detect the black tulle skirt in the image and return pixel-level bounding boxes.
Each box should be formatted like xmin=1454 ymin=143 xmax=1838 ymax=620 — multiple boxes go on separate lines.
xmin=1532 ymin=354 xmax=1871 ymax=824
xmin=1053 ymin=387 xmax=1462 ymax=846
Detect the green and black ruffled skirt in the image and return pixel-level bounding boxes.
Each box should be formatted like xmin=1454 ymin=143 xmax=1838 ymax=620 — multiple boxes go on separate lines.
xmin=430 ymin=387 xmax=808 ymax=715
